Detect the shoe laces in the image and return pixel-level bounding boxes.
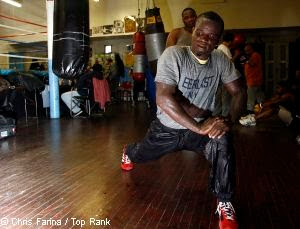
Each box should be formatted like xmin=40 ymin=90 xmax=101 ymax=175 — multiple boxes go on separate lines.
xmin=241 ymin=114 xmax=255 ymax=120
xmin=244 ymin=115 xmax=255 ymax=121
xmin=249 ymin=116 xmax=256 ymax=121
xmin=241 ymin=116 xmax=255 ymax=124
xmin=216 ymin=202 xmax=236 ymax=221
xmin=122 ymin=151 xmax=131 ymax=164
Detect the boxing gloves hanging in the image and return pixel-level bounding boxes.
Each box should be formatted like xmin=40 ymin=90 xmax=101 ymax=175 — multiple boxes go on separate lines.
xmin=52 ymin=0 xmax=90 ymax=79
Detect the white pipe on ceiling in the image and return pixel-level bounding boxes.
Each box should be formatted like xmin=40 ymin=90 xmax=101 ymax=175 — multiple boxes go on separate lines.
xmin=0 ymin=24 xmax=44 ymax=34
xmin=0 ymin=53 xmax=48 ymax=59
xmin=0 ymin=14 xmax=46 ymax=28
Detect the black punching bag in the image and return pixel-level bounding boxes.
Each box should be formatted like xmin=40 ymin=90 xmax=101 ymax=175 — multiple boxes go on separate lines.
xmin=145 ymin=7 xmax=166 ymax=75
xmin=52 ymin=0 xmax=90 ymax=79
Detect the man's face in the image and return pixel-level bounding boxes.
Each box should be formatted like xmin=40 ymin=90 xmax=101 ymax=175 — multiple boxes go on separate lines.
xmin=275 ymin=85 xmax=285 ymax=95
xmin=182 ymin=10 xmax=197 ymax=29
xmin=244 ymin=45 xmax=253 ymax=56
xmin=191 ymin=18 xmax=222 ymax=59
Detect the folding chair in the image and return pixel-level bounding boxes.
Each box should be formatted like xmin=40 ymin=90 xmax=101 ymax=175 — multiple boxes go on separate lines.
xmin=117 ymin=81 xmax=134 ymax=105
xmin=23 ymin=89 xmax=38 ymax=123
xmin=70 ymin=88 xmax=94 ymax=117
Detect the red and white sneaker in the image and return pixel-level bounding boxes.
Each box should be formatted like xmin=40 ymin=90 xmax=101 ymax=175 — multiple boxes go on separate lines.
xmin=216 ymin=202 xmax=238 ymax=229
xmin=121 ymin=145 xmax=133 ymax=171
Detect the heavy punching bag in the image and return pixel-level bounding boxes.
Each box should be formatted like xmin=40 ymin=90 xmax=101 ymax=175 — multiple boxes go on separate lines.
xmin=145 ymin=7 xmax=166 ymax=75
xmin=133 ymin=31 xmax=146 ymax=81
xmin=52 ymin=0 xmax=90 ymax=79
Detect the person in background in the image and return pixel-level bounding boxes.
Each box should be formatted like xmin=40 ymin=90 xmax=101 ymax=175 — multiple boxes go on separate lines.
xmin=162 ymin=8 xmax=197 ymax=119
xmin=0 ymin=75 xmax=11 ymax=93
xmin=0 ymin=75 xmax=13 ymax=110
xmin=132 ymin=71 xmax=147 ymax=107
xmin=166 ymin=8 xmax=197 ymax=47
xmin=92 ymin=59 xmax=111 ymax=111
xmin=232 ymin=44 xmax=247 ymax=80
xmin=217 ymin=32 xmax=235 ymax=59
xmin=239 ymin=80 xmax=295 ymax=126
xmin=29 ymin=59 xmax=45 ymax=71
xmin=0 ymin=75 xmax=21 ymax=120
xmin=215 ymin=32 xmax=237 ymax=117
xmin=244 ymin=43 xmax=265 ymax=113
xmin=109 ymin=53 xmax=124 ymax=101
xmin=39 ymin=63 xmax=45 ymax=71
xmin=92 ymin=59 xmax=103 ymax=79
xmin=121 ymin=11 xmax=246 ymax=229
xmin=61 ymin=68 xmax=94 ymax=117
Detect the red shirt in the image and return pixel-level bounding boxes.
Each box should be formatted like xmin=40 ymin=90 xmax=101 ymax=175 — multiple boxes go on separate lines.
xmin=244 ymin=52 xmax=263 ymax=87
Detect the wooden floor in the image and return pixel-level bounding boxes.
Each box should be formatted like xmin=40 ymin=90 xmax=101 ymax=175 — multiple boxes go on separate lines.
xmin=0 ymin=103 xmax=299 ymax=229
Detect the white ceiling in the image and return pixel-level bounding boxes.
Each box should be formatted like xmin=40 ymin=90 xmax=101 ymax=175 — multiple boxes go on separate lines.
xmin=0 ymin=0 xmax=47 ymax=43
xmin=0 ymin=0 xmax=107 ymax=44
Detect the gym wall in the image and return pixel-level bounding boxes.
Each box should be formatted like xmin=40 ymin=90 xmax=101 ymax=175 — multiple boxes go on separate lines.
xmin=89 ymin=0 xmax=300 ymax=32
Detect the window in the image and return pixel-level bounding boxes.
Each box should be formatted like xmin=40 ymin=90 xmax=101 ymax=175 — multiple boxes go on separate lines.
xmin=104 ymin=45 xmax=112 ymax=54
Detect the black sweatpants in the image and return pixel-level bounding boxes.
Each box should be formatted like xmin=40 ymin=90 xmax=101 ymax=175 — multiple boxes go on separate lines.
xmin=126 ymin=119 xmax=236 ymax=202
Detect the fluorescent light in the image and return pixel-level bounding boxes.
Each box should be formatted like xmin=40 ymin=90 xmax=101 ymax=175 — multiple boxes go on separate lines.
xmin=1 ymin=0 xmax=22 ymax=8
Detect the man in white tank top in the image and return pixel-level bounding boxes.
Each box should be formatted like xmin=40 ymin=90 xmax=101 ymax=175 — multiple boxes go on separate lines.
xmin=166 ymin=8 xmax=197 ymax=47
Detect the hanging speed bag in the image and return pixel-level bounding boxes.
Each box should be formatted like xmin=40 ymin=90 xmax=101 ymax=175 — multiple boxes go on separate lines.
xmin=52 ymin=0 xmax=90 ymax=79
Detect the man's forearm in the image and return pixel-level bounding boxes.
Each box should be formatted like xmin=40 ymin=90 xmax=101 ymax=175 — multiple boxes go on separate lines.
xmin=156 ymin=82 xmax=201 ymax=133
xmin=175 ymin=92 xmax=211 ymax=118
xmin=229 ymin=88 xmax=247 ymax=122
xmin=157 ymin=95 xmax=201 ymax=133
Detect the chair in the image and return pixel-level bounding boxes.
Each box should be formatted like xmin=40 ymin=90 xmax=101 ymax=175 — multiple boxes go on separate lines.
xmin=117 ymin=81 xmax=133 ymax=103
xmin=23 ymin=89 xmax=38 ymax=123
xmin=40 ymin=85 xmax=50 ymax=118
xmin=70 ymin=88 xmax=94 ymax=117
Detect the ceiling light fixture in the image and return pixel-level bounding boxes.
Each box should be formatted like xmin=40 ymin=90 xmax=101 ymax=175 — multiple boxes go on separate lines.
xmin=1 ymin=0 xmax=22 ymax=8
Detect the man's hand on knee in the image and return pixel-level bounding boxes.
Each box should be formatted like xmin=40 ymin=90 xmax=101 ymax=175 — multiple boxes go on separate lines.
xmin=198 ymin=117 xmax=231 ymax=139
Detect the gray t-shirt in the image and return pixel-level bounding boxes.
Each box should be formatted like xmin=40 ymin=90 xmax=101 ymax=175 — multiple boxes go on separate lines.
xmin=155 ymin=46 xmax=240 ymax=129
